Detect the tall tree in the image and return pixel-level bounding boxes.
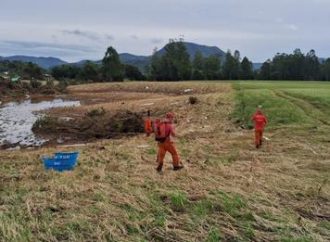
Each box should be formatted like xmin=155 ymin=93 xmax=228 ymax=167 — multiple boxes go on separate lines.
xmin=102 ymin=46 xmax=124 ymax=81
xmin=259 ymin=60 xmax=271 ymax=80
xmin=321 ymin=58 xmax=330 ymax=81
xmin=124 ymin=64 xmax=146 ymax=80
xmin=78 ymin=61 xmax=100 ymax=81
xmin=204 ymin=55 xmax=221 ymax=80
xmin=240 ymin=57 xmax=253 ymax=80
xmin=149 ymin=39 xmax=191 ymax=81
xmin=192 ymin=51 xmax=205 ymax=80
xmin=163 ymin=39 xmax=191 ymax=81
xmin=289 ymin=49 xmax=305 ymax=80
xmin=304 ymin=49 xmax=320 ymax=80
xmin=23 ymin=62 xmax=44 ymax=79
xmin=223 ymin=50 xmax=240 ymax=80
xmin=150 ymin=48 xmax=162 ymax=80
xmin=51 ymin=64 xmax=80 ymax=80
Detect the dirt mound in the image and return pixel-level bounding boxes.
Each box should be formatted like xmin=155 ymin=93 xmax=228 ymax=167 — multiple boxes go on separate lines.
xmin=32 ymin=108 xmax=144 ymax=143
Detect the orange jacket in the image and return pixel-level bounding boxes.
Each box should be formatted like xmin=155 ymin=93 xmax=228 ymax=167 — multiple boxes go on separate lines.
xmin=144 ymin=118 xmax=153 ymax=135
xmin=252 ymin=112 xmax=267 ymax=130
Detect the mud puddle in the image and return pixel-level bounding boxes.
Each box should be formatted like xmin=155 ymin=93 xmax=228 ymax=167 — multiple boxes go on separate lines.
xmin=0 ymin=99 xmax=80 ymax=149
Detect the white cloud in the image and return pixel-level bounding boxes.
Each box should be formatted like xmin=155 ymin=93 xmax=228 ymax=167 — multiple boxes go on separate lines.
xmin=287 ymin=24 xmax=299 ymax=31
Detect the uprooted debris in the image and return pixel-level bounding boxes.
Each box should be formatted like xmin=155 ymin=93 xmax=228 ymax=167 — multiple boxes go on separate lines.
xmin=189 ymin=96 xmax=198 ymax=105
xmin=32 ymin=109 xmax=144 ymax=142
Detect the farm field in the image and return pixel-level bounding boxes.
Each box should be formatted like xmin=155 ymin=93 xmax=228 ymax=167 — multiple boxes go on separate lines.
xmin=0 ymin=81 xmax=329 ymax=242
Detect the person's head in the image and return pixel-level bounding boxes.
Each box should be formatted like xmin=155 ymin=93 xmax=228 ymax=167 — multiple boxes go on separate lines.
xmin=166 ymin=112 xmax=175 ymax=121
xmin=256 ymin=105 xmax=263 ymax=114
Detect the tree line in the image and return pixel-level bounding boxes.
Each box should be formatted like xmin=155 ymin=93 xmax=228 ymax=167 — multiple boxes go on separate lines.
xmin=259 ymin=49 xmax=330 ymax=81
xmin=50 ymin=40 xmax=330 ymax=82
xmin=0 ymin=60 xmax=44 ymax=79
xmin=51 ymin=47 xmax=146 ymax=82
xmin=2 ymin=40 xmax=330 ymax=82
xmin=149 ymin=39 xmax=330 ymax=81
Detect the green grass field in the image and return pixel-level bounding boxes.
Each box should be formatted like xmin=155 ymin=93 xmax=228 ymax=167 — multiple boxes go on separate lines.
xmin=233 ymin=81 xmax=330 ymax=128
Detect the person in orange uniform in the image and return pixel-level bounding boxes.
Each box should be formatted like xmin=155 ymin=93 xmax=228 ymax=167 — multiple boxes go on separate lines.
xmin=251 ymin=106 xmax=268 ymax=149
xmin=156 ymin=112 xmax=184 ymax=172
xmin=144 ymin=110 xmax=153 ymax=137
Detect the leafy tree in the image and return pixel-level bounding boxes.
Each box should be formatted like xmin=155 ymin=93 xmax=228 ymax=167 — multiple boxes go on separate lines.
xmin=78 ymin=61 xmax=100 ymax=81
xmin=163 ymin=39 xmax=191 ymax=81
xmin=259 ymin=60 xmax=271 ymax=80
xmin=204 ymin=55 xmax=221 ymax=79
xmin=271 ymin=53 xmax=289 ymax=79
xmin=240 ymin=57 xmax=254 ymax=80
xmin=51 ymin=64 xmax=80 ymax=80
xmin=149 ymin=39 xmax=191 ymax=81
xmin=321 ymin=58 xmax=330 ymax=81
xmin=0 ymin=60 xmax=45 ymax=79
xmin=23 ymin=62 xmax=44 ymax=79
xmin=191 ymin=51 xmax=205 ymax=80
xmin=124 ymin=64 xmax=146 ymax=80
xmin=234 ymin=50 xmax=241 ymax=62
xmin=150 ymin=48 xmax=163 ymax=80
xmin=304 ymin=49 xmax=320 ymax=80
xmin=290 ymin=48 xmax=305 ymax=80
xmin=222 ymin=50 xmax=240 ymax=80
xmin=260 ymin=49 xmax=322 ymax=80
xmin=102 ymin=46 xmax=124 ymax=81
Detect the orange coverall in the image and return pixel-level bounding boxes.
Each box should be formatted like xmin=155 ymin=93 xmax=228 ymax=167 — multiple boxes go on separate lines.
xmin=144 ymin=118 xmax=153 ymax=136
xmin=252 ymin=111 xmax=267 ymax=147
xmin=157 ymin=122 xmax=180 ymax=168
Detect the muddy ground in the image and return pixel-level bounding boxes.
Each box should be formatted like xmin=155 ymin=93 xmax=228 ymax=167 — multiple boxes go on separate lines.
xmin=32 ymin=82 xmax=221 ymax=146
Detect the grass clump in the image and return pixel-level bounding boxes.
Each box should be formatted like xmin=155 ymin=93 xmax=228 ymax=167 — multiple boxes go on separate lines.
xmin=32 ymin=115 xmax=60 ymax=132
xmin=170 ymin=191 xmax=189 ymax=212
xmin=217 ymin=191 xmax=247 ymax=217
xmin=205 ymin=228 xmax=222 ymax=242
xmin=86 ymin=107 xmax=106 ymax=117
xmin=193 ymin=199 xmax=214 ymax=218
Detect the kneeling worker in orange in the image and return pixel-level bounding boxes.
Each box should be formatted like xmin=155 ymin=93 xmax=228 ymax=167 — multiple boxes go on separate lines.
xmin=156 ymin=112 xmax=184 ymax=172
xmin=251 ymin=106 xmax=268 ymax=149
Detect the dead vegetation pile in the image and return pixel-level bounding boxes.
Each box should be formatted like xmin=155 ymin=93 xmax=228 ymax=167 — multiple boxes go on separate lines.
xmin=33 ymin=108 xmax=145 ymax=142
xmin=0 ymin=79 xmax=67 ymax=102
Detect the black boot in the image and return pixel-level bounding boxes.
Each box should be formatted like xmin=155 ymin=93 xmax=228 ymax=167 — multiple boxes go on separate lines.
xmin=156 ymin=164 xmax=163 ymax=172
xmin=173 ymin=165 xmax=184 ymax=171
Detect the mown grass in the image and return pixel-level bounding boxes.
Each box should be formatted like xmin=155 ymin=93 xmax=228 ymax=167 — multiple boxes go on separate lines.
xmin=283 ymin=89 xmax=330 ymax=115
xmin=232 ymin=81 xmax=330 ymax=128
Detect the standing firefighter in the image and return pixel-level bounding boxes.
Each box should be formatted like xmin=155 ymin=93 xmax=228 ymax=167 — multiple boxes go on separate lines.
xmin=154 ymin=112 xmax=184 ymax=172
xmin=251 ymin=106 xmax=268 ymax=149
xmin=144 ymin=110 xmax=153 ymax=137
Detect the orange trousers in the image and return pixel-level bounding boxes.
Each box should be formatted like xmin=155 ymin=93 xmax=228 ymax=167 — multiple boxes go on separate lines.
xmin=255 ymin=129 xmax=264 ymax=146
xmin=157 ymin=140 xmax=180 ymax=167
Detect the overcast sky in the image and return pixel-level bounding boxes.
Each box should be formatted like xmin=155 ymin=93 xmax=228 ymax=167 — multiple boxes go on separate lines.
xmin=0 ymin=0 xmax=329 ymax=62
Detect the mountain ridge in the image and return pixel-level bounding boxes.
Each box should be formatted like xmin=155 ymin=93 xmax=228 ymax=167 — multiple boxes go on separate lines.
xmin=1 ymin=42 xmax=307 ymax=71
